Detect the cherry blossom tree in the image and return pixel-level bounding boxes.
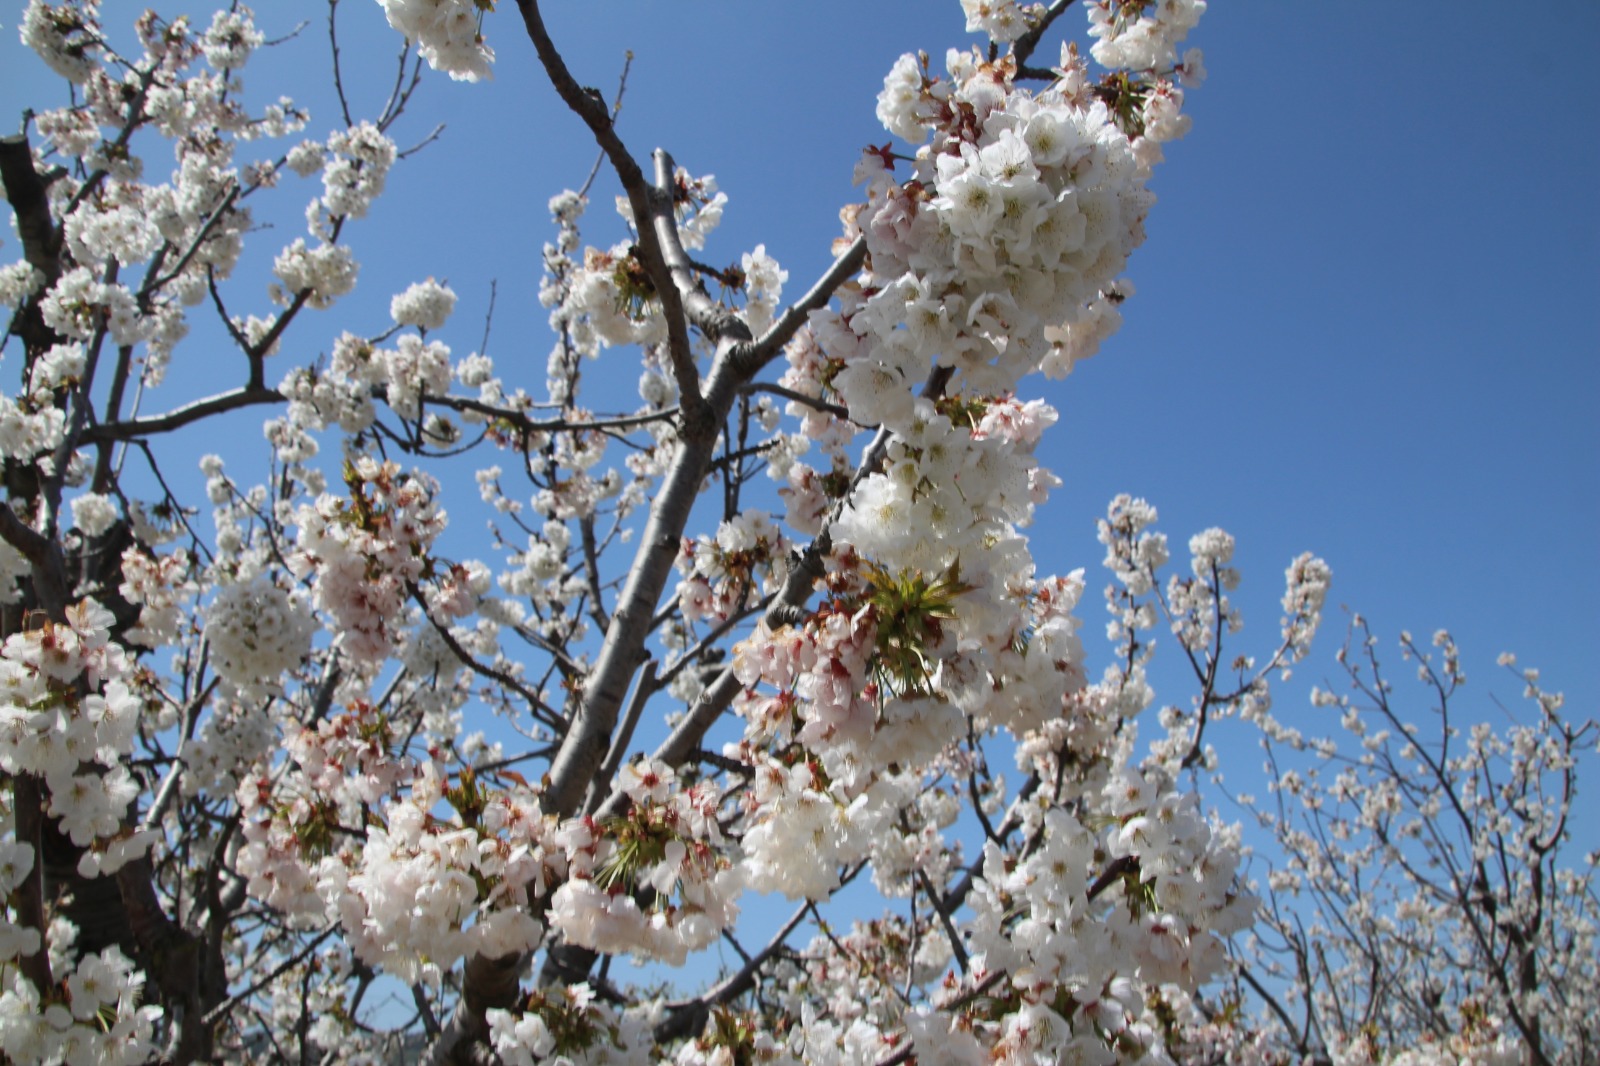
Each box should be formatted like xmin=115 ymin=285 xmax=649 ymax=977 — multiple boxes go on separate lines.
xmin=7 ymin=1 xmax=1574 ymax=1065
xmin=1205 ymin=631 xmax=1596 ymax=1066
xmin=1085 ymin=507 xmax=1599 ymax=1066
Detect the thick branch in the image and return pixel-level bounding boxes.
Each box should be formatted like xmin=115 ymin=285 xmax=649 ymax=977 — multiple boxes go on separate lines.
xmin=10 ymin=776 xmax=53 ymax=996
xmin=118 ymin=854 xmax=214 ymax=1062
xmin=0 ymin=131 xmax=63 ymax=284
xmin=650 ymin=150 xmax=752 ymax=347
xmin=0 ymin=130 xmax=66 ymax=362
xmin=419 ymin=951 xmax=525 ymax=1066
xmin=543 ymin=424 xmax=722 ymax=817
xmin=0 ymin=503 xmax=70 ymax=615
xmin=0 ymin=501 xmax=51 ymax=563
xmin=584 ymin=660 xmax=658 ymax=815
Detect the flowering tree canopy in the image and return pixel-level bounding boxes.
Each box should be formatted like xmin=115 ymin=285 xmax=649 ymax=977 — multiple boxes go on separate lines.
xmin=1 ymin=2 xmax=1593 ymax=1065
xmin=1091 ymin=525 xmax=1598 ymax=1066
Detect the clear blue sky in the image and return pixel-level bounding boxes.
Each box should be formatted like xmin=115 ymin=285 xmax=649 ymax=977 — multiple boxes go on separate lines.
xmin=3 ymin=1 xmax=1596 ymax=735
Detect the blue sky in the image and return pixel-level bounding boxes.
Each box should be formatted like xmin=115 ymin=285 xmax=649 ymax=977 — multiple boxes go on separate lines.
xmin=3 ymin=1 xmax=1596 ymax=761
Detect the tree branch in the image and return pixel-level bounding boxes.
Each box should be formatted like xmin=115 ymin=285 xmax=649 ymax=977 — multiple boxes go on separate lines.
xmin=514 ymin=0 xmax=709 ymax=431
xmin=86 ymin=386 xmax=286 ymax=441
xmin=654 ymin=895 xmax=812 ymax=1043
xmin=0 ymin=130 xmax=64 ymax=284
xmin=736 ymin=234 xmax=866 ymax=377
xmin=1010 ymin=0 xmax=1079 ymax=70
xmin=583 ymin=660 xmax=657 ymax=816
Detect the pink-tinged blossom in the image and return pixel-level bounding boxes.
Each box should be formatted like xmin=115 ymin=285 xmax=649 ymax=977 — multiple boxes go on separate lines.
xmin=118 ymin=547 xmax=196 ymax=648
xmin=673 ymin=511 xmax=789 ymax=624
xmin=289 ymin=459 xmax=447 ymax=664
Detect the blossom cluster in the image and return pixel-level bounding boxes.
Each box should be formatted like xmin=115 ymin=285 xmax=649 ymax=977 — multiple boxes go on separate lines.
xmin=117 ymin=544 xmax=197 ymax=648
xmin=673 ymin=510 xmax=789 ymax=624
xmin=0 ymin=602 xmax=164 ymax=1061
xmin=202 ymin=574 xmax=317 ymax=694
xmin=39 ymin=267 xmax=147 ymax=348
xmin=281 ymin=326 xmax=458 ymax=432
xmin=853 ymin=45 xmax=1157 ymax=413
xmin=0 ymin=603 xmax=144 ymax=857
xmin=1087 ymin=0 xmax=1207 ymax=72
xmin=487 ymin=984 xmax=658 ymax=1066
xmin=288 ymin=458 xmax=451 ymax=664
xmin=961 ymin=0 xmax=1039 ymax=44
xmin=0 ymin=341 xmax=75 ymax=462
xmin=0 ymin=943 xmax=162 ymax=1065
xmin=377 ymin=0 xmax=496 ymax=82
xmin=201 ymin=6 xmax=264 ymax=70
xmin=19 ymin=0 xmax=104 ymax=83
xmin=319 ymin=766 xmax=554 ymax=982
xmin=948 ymin=794 xmax=1249 ymax=1062
xmin=237 ymin=704 xmax=561 ymax=982
xmin=546 ymin=172 xmax=733 ymax=359
xmin=550 ymin=759 xmax=742 ymax=966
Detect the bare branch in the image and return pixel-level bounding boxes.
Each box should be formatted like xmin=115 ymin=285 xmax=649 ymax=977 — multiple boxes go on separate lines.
xmin=88 ymin=386 xmax=286 ymax=442
xmin=741 ymin=380 xmax=851 ymax=420
xmin=1010 ymin=0 xmax=1080 ymax=70
xmin=654 ymin=896 xmax=812 ymax=1043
